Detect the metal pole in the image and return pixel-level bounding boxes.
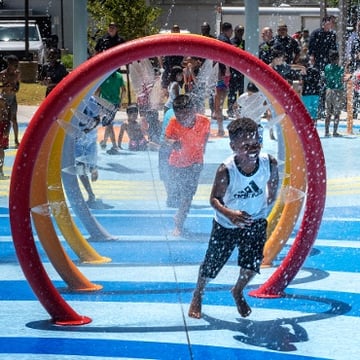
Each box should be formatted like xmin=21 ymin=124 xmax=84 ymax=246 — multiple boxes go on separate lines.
xmin=73 ymin=0 xmax=88 ymax=67
xmin=244 ymin=0 xmax=259 ymax=57
xmin=24 ymin=0 xmax=30 ymax=60
xmin=60 ymin=0 xmax=65 ymax=49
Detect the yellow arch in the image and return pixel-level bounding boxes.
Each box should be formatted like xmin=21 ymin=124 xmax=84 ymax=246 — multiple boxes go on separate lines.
xmin=46 ymin=88 xmax=111 ymax=264
xmin=30 ymin=121 xmax=103 ymax=290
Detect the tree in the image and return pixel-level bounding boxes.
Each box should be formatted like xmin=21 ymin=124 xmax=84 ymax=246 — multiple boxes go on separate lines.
xmin=87 ymin=0 xmax=162 ymax=52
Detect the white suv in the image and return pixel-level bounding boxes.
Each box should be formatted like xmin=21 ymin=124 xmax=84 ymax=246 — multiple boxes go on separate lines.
xmin=0 ymin=20 xmax=46 ymax=65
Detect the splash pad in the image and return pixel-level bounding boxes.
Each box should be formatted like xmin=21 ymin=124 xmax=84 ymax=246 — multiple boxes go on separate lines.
xmin=9 ymin=34 xmax=326 ymax=324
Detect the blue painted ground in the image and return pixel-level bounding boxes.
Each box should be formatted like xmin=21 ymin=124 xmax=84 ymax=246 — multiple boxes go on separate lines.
xmin=0 ymin=111 xmax=359 ymax=359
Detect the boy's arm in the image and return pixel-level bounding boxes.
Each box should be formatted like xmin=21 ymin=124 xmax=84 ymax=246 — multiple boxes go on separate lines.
xmin=15 ymin=70 xmax=21 ymax=92
xmin=210 ymin=164 xmax=253 ymax=228
xmin=267 ymin=155 xmax=279 ymax=206
xmin=210 ymin=164 xmax=229 ymax=210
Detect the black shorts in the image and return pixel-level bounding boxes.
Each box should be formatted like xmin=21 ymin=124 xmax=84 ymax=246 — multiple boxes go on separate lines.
xmin=200 ymin=218 xmax=267 ymax=278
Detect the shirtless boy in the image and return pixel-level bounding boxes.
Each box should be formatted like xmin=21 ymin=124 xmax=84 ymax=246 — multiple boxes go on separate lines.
xmin=0 ymin=55 xmax=20 ymax=148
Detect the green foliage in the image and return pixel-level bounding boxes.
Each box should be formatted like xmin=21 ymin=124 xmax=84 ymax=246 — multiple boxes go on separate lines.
xmin=61 ymin=53 xmax=74 ymax=70
xmin=327 ymin=0 xmax=338 ymax=7
xmin=87 ymin=0 xmax=162 ymax=53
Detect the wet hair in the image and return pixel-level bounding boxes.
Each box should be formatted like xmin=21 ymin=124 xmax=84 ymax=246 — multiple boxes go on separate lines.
xmin=322 ymin=15 xmax=336 ymax=24
xmin=169 ymin=65 xmax=183 ymax=82
xmin=246 ymin=82 xmax=259 ymax=93
xmin=48 ymin=48 xmax=58 ymax=61
xmin=271 ymin=48 xmax=285 ymax=60
xmin=126 ymin=103 xmax=139 ymax=114
xmin=171 ymin=24 xmax=180 ymax=33
xmin=201 ymin=22 xmax=210 ymax=30
xmin=173 ymin=94 xmax=193 ymax=111
xmin=329 ymin=50 xmax=339 ymax=62
xmin=227 ymin=118 xmax=258 ymax=141
xmin=221 ymin=22 xmax=233 ymax=32
xmin=234 ymin=25 xmax=244 ymax=32
xmin=5 ymin=54 xmax=19 ymax=65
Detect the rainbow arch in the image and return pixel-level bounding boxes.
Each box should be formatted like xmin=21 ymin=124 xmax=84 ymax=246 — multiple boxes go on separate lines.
xmin=9 ymin=34 xmax=326 ymax=324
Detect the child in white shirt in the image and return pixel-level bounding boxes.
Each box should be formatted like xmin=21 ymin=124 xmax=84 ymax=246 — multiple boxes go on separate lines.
xmin=234 ymin=82 xmax=270 ymax=143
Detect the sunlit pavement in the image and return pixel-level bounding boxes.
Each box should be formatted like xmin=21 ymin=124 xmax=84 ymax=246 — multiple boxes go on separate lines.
xmin=0 ymin=105 xmax=359 ymax=359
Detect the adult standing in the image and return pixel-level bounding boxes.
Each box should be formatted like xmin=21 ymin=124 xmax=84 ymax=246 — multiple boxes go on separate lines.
xmin=200 ymin=22 xmax=215 ymax=38
xmin=228 ymin=25 xmax=245 ymax=118
xmin=308 ymin=15 xmax=338 ymax=118
xmin=214 ymin=22 xmax=233 ymax=136
xmin=94 ymin=22 xmax=125 ymax=54
xmin=345 ymin=20 xmax=360 ymax=72
xmin=308 ymin=15 xmax=337 ymax=72
xmin=159 ymin=24 xmax=184 ymax=90
xmin=40 ymin=48 xmax=69 ymax=97
xmin=273 ymin=23 xmax=301 ymax=65
xmin=259 ymin=27 xmax=275 ymax=65
xmin=258 ymin=27 xmax=275 ymax=139
xmin=94 ymin=22 xmax=126 ymax=153
xmin=299 ymin=29 xmax=310 ymax=63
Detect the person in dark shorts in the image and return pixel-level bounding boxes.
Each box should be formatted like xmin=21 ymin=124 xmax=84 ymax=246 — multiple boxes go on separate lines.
xmin=188 ymin=117 xmax=279 ymax=319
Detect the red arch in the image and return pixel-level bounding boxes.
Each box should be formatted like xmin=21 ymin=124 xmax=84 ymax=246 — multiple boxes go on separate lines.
xmin=9 ymin=34 xmax=326 ymax=324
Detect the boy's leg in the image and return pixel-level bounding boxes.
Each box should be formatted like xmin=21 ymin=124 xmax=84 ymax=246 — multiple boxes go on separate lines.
xmin=100 ymin=126 xmax=110 ymax=148
xmin=233 ymin=219 xmax=267 ymax=317
xmin=0 ymin=148 xmax=4 ymax=175
xmin=8 ymin=98 xmax=19 ymax=146
xmin=189 ymin=222 xmax=236 ymax=319
xmin=108 ymin=124 xmax=117 ymax=148
xmin=0 ymin=117 xmax=10 ymax=178
xmin=173 ymin=165 xmax=202 ymax=236
xmin=188 ymin=273 xmax=208 ymax=319
xmin=231 ymin=268 xmax=256 ymax=317
xmin=173 ymin=196 xmax=192 ymax=236
xmin=0 ymin=148 xmax=8 ymax=179
xmin=333 ymin=91 xmax=343 ymax=136
xmin=78 ymin=174 xmax=96 ymax=202
xmin=214 ymin=88 xmax=226 ymax=136
xmin=333 ymin=116 xmax=341 ymax=136
xmin=11 ymin=117 xmax=19 ymax=146
xmin=324 ymin=115 xmax=330 ymax=136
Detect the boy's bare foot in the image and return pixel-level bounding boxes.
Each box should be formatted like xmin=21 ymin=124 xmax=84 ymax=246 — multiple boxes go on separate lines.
xmin=188 ymin=291 xmax=202 ymax=319
xmin=231 ymin=288 xmax=252 ymax=317
xmin=172 ymin=227 xmax=182 ymax=237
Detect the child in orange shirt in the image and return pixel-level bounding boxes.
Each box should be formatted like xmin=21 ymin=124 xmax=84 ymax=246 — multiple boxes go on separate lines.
xmin=164 ymin=94 xmax=210 ymax=236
